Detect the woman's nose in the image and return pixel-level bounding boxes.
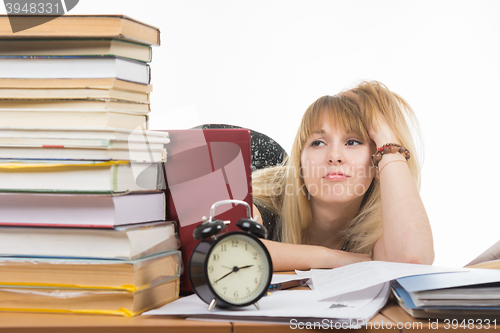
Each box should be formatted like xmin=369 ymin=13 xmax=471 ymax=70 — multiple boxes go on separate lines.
xmin=327 ymin=146 xmax=344 ymax=165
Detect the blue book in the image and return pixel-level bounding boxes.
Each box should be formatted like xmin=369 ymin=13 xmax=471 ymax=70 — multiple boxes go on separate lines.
xmin=391 ymin=270 xmax=500 ymax=319
xmin=397 ymin=269 xmax=500 ymax=293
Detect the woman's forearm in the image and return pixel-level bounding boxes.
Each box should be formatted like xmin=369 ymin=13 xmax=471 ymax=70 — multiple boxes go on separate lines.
xmin=261 ymin=239 xmax=372 ymax=271
xmin=253 ymin=205 xmax=372 ymax=271
xmin=374 ymin=153 xmax=434 ymax=264
xmin=262 ymin=240 xmax=325 ymax=271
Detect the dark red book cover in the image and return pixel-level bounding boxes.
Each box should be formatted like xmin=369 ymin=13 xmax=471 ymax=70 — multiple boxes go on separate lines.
xmin=160 ymin=129 xmax=252 ymax=292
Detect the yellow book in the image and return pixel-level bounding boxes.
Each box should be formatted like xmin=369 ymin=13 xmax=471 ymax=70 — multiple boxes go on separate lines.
xmin=0 ymin=110 xmax=148 ymax=130
xmin=0 ymin=87 xmax=149 ymax=103
xmin=0 ymin=15 xmax=160 ymax=46
xmin=0 ymin=98 xmax=150 ymax=113
xmin=0 ymin=277 xmax=179 ymax=317
xmin=466 ymin=259 xmax=500 ymax=270
xmin=0 ymin=78 xmax=152 ymax=93
xmin=0 ymin=251 xmax=182 ymax=291
xmin=0 ymin=160 xmax=165 ymax=193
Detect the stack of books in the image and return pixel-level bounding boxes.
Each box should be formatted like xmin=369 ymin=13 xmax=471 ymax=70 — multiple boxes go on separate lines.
xmin=0 ymin=15 xmax=181 ymax=316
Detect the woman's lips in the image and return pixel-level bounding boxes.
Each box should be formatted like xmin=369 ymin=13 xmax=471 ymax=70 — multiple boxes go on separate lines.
xmin=324 ymin=172 xmax=349 ymax=180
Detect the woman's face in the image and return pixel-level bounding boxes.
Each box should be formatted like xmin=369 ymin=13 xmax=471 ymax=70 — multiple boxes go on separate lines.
xmin=300 ymin=120 xmax=376 ymax=206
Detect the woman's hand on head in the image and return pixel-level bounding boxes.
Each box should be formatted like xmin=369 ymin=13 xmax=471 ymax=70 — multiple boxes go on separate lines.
xmin=367 ymin=112 xmax=400 ymax=147
xmin=319 ymin=247 xmax=372 ymax=269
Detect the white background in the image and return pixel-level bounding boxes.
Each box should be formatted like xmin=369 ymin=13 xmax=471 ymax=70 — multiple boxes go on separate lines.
xmin=3 ymin=1 xmax=499 ymax=267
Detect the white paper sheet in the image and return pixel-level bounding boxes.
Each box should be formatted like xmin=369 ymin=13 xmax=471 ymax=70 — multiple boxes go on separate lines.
xmin=312 ymin=261 xmax=465 ymax=300
xmin=271 ymin=273 xmax=309 ymax=285
xmin=144 ymin=282 xmax=391 ymax=327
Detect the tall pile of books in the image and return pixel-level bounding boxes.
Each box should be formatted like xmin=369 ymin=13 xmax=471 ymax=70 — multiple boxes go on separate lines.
xmin=0 ymin=15 xmax=181 ymax=316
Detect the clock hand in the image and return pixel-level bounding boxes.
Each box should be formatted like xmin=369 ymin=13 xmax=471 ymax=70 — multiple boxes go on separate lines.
xmin=222 ymin=264 xmax=253 ymax=270
xmin=214 ymin=266 xmax=239 ymax=283
xmin=237 ymin=264 xmax=254 ymax=270
xmin=214 ymin=265 xmax=255 ymax=283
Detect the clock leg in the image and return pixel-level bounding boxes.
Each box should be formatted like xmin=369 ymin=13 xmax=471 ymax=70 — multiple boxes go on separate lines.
xmin=208 ymin=298 xmax=217 ymax=311
xmin=253 ymin=302 xmax=260 ymax=310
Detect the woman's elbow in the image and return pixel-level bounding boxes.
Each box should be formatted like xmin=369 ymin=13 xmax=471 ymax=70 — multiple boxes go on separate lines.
xmin=401 ymin=249 xmax=435 ymax=265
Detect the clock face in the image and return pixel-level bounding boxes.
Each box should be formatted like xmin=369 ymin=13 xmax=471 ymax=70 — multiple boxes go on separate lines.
xmin=206 ymin=233 xmax=271 ymax=306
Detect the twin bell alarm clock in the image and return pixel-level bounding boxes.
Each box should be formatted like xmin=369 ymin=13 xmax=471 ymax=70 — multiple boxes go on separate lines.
xmin=188 ymin=199 xmax=273 ymax=311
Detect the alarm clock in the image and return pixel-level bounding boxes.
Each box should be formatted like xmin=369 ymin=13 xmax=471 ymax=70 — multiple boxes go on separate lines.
xmin=188 ymin=199 xmax=273 ymax=311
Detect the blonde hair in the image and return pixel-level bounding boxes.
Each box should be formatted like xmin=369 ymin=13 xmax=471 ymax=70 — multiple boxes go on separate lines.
xmin=253 ymin=81 xmax=422 ymax=254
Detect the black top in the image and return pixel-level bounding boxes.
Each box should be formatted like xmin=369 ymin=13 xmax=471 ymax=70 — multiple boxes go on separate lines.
xmin=254 ymin=203 xmax=280 ymax=242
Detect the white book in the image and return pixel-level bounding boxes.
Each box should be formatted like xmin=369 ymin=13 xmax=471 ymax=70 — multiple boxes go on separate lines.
xmin=0 ymin=127 xmax=169 ymax=149
xmin=0 ymin=192 xmax=166 ymax=227
xmin=0 ymin=138 xmax=165 ymax=150
xmin=0 ymin=127 xmax=167 ymax=141
xmin=0 ymin=57 xmax=150 ymax=84
xmin=0 ymin=221 xmax=179 ymax=260
xmin=0 ymin=146 xmax=166 ymax=162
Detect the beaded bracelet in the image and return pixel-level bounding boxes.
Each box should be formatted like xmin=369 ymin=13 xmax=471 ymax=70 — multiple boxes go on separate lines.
xmin=371 ymin=143 xmax=410 ymax=172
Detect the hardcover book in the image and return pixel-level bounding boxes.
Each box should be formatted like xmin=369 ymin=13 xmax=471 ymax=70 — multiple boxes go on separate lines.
xmin=162 ymin=129 xmax=253 ymax=292
xmin=0 ymin=160 xmax=165 ymax=193
xmin=0 ymin=15 xmax=160 ymax=46
xmin=0 ymin=78 xmax=153 ymax=93
xmin=0 ymin=277 xmax=179 ymax=317
xmin=0 ymin=221 xmax=179 ymax=259
xmin=0 ymin=110 xmax=149 ymax=129
xmin=0 ymin=39 xmax=153 ymax=62
xmin=0 ymin=251 xmax=182 ymax=290
xmin=0 ymin=192 xmax=166 ymax=227
xmin=0 ymin=56 xmax=151 ymax=85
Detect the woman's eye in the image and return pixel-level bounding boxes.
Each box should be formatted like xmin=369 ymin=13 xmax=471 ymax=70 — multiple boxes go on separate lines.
xmin=311 ymin=140 xmax=325 ymax=147
xmin=346 ymin=139 xmax=362 ymax=146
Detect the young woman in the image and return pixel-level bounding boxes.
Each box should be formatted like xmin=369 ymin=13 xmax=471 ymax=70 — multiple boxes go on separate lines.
xmin=252 ymin=81 xmax=434 ymax=271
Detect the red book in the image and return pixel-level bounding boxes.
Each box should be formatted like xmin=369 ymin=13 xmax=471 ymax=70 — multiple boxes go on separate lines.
xmin=161 ymin=129 xmax=253 ymax=292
